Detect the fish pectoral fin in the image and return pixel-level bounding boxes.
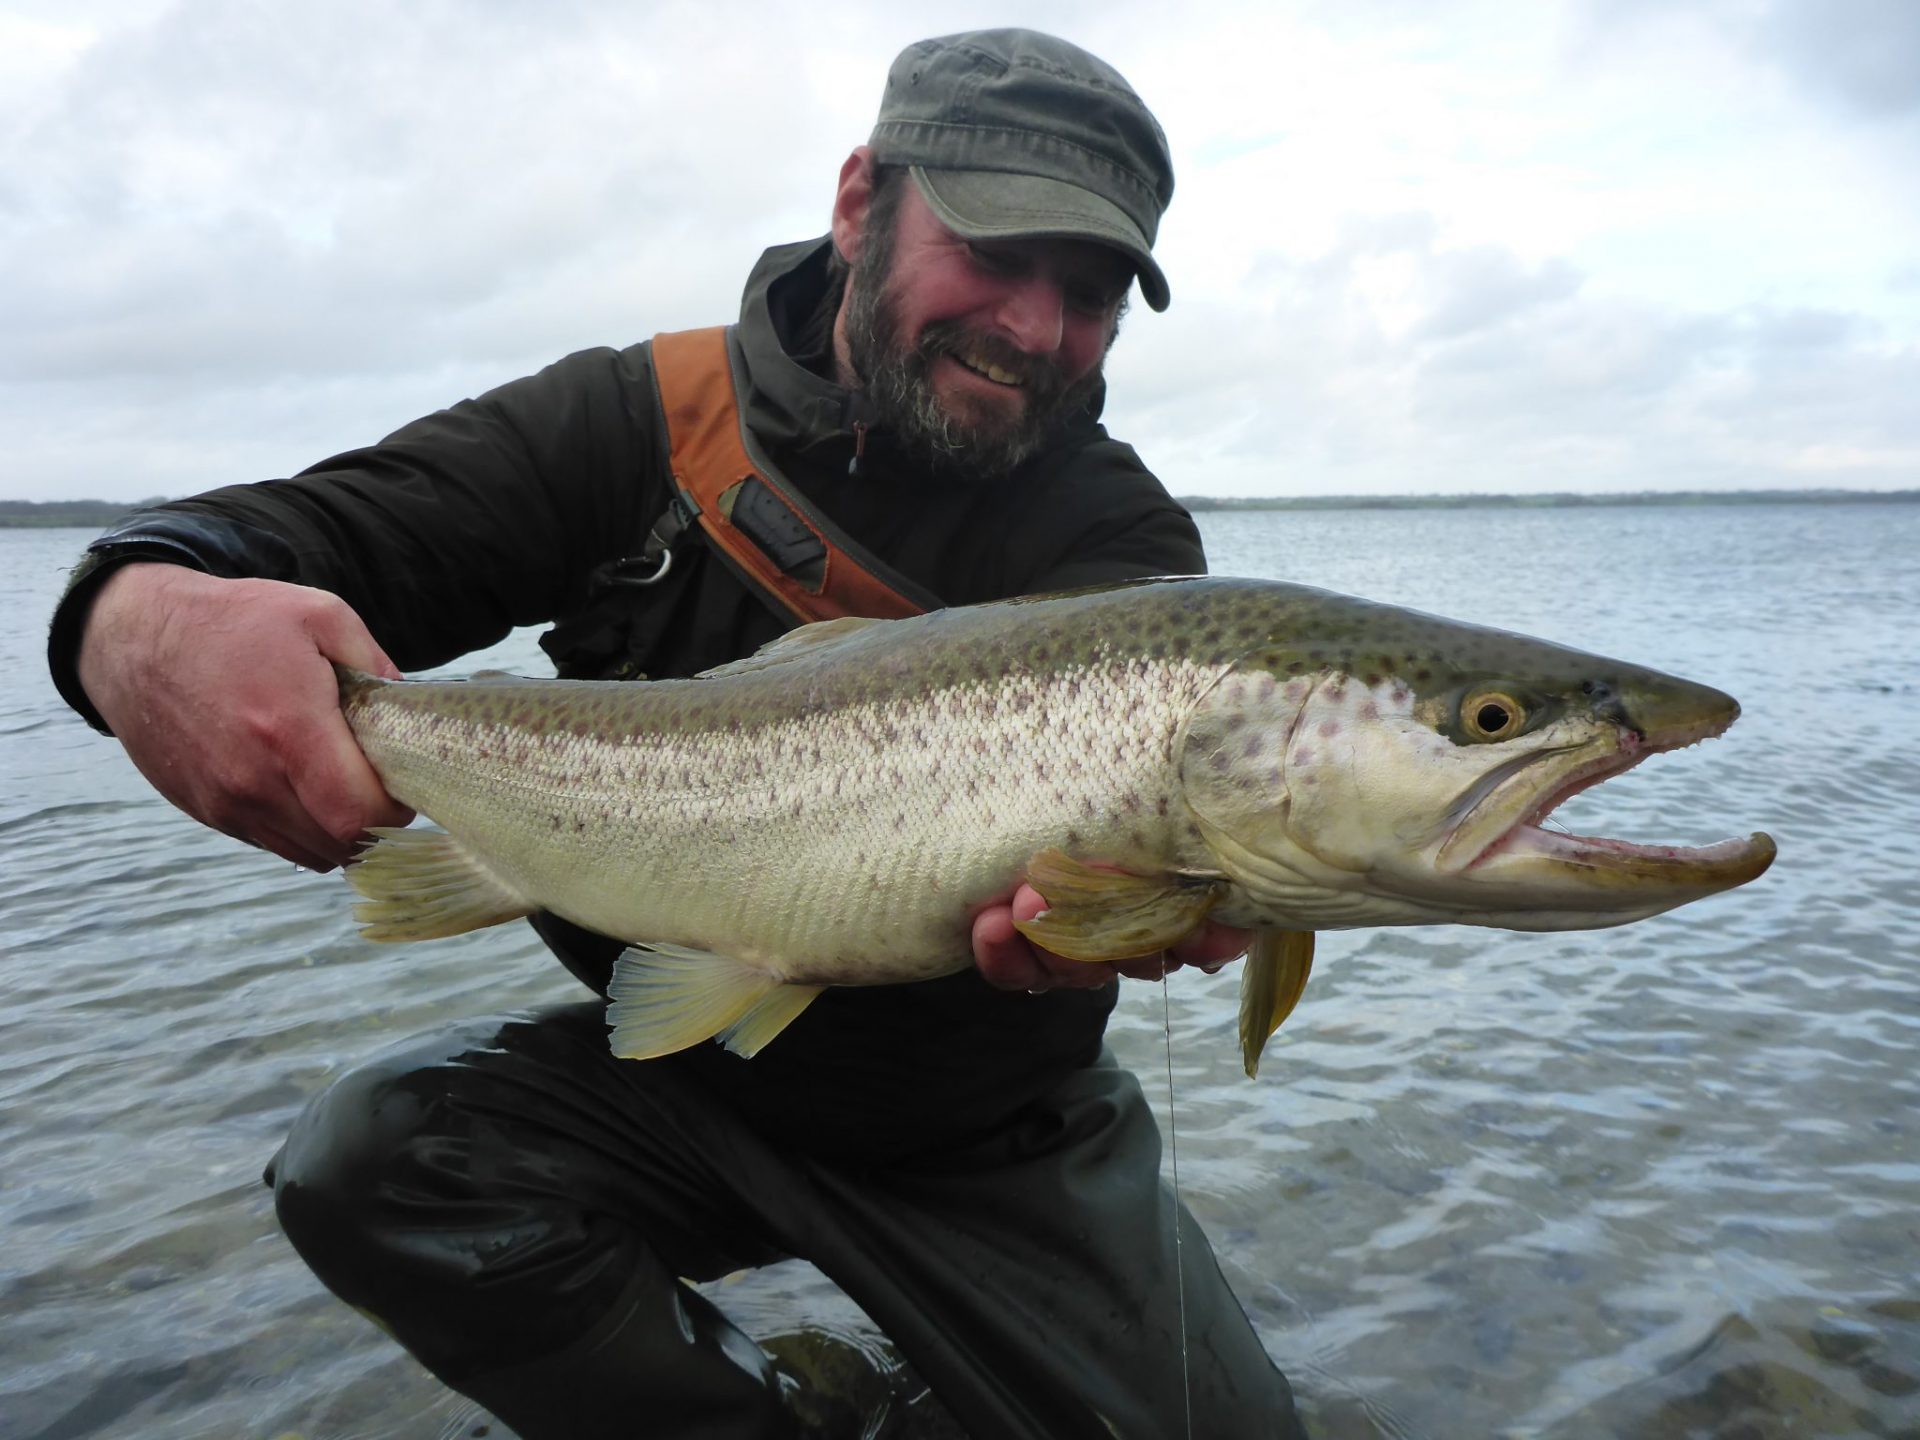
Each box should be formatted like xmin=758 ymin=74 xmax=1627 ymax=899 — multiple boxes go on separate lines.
xmin=1011 ymin=848 xmax=1229 ymax=962
xmin=347 ymin=827 xmax=534 ymax=941
xmin=607 ymin=945 xmax=817 ymax=1061
xmin=1239 ymin=929 xmax=1315 ymax=1079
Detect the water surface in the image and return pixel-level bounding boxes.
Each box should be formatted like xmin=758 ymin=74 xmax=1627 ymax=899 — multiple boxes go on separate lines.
xmin=2 ymin=504 xmax=1915 ymax=1438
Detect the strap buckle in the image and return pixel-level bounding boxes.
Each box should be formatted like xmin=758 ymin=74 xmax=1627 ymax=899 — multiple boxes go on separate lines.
xmin=606 ymin=492 xmax=701 ymax=588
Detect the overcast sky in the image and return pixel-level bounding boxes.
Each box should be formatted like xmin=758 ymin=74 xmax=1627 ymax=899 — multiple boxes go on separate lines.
xmin=3 ymin=0 xmax=1916 ymax=502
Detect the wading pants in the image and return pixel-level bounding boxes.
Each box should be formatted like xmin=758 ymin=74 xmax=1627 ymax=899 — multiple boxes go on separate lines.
xmin=266 ymin=1002 xmax=1306 ymax=1440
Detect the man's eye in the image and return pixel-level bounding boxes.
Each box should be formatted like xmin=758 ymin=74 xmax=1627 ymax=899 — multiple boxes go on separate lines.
xmin=968 ymin=245 xmax=1017 ymax=275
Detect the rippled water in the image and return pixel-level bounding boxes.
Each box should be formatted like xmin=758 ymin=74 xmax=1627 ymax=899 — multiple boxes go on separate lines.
xmin=3 ymin=504 xmax=1917 ymax=1439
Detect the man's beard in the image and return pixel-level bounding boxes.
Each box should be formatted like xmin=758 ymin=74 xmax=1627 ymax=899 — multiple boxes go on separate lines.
xmin=842 ymin=244 xmax=1108 ymax=484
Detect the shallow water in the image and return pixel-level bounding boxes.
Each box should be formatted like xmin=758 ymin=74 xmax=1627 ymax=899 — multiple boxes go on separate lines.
xmin=2 ymin=503 xmax=1916 ymax=1439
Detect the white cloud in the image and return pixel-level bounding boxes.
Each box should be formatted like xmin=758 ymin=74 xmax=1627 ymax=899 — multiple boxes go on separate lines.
xmin=2 ymin=0 xmax=1915 ymax=502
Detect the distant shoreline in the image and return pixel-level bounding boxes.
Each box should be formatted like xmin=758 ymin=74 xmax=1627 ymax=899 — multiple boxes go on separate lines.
xmin=4 ymin=488 xmax=1916 ymax=529
xmin=0 ymin=499 xmax=159 ymax=529
xmin=1178 ymin=487 xmax=1920 ymax=512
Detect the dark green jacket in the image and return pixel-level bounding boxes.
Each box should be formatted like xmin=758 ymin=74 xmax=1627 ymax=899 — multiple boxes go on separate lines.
xmin=48 ymin=237 xmax=1206 ymax=1159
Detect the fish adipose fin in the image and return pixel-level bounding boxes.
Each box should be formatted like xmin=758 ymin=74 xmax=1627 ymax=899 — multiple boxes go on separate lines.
xmin=608 ymin=945 xmax=824 ymax=1060
xmin=1012 ymin=848 xmax=1228 ymax=961
xmin=1239 ymin=929 xmax=1315 ymax=1079
xmin=348 ymin=827 xmax=534 ymax=941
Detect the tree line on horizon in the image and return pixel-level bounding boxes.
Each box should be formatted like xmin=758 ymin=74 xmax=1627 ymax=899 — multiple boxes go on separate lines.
xmin=3 ymin=489 xmax=1915 ymax=530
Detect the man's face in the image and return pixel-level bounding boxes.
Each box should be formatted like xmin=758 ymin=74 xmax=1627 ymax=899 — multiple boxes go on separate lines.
xmin=841 ymin=178 xmax=1133 ymax=481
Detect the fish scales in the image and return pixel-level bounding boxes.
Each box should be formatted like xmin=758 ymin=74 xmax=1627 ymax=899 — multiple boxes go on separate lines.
xmin=344 ymin=617 xmax=1223 ymax=983
xmin=337 ymin=577 xmax=1775 ymax=1071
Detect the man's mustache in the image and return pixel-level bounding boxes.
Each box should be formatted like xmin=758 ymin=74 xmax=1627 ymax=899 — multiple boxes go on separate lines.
xmin=912 ymin=321 xmax=1067 ymax=401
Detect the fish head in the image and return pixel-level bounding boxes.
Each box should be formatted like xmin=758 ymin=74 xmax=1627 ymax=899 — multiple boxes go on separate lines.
xmin=1176 ymin=593 xmax=1776 ymax=931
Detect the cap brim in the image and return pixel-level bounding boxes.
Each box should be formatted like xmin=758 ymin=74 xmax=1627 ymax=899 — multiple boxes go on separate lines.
xmin=911 ymin=166 xmax=1170 ymax=312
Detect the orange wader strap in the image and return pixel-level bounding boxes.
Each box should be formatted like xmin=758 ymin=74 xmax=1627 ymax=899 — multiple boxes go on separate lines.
xmin=648 ymin=325 xmax=940 ymax=625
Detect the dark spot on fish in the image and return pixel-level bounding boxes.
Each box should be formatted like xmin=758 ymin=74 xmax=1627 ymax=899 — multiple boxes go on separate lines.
xmin=1319 ymin=722 xmax=1341 ymax=737
xmin=1294 ymin=748 xmax=1314 ymax=766
xmin=1243 ymin=735 xmax=1263 ymax=758
xmin=1360 ymin=701 xmax=1379 ymax=720
xmin=1156 ymin=796 xmax=1170 ymax=816
xmin=1067 ymin=829 xmax=1083 ymax=846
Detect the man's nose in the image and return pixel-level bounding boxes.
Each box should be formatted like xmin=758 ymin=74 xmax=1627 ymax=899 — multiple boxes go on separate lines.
xmin=994 ymin=274 xmax=1065 ymax=354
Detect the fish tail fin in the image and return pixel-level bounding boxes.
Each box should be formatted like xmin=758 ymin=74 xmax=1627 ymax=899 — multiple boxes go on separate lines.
xmin=608 ymin=945 xmax=822 ymax=1061
xmin=1239 ymin=928 xmax=1315 ymax=1079
xmin=347 ymin=827 xmax=534 ymax=941
xmin=333 ymin=662 xmax=385 ymax=707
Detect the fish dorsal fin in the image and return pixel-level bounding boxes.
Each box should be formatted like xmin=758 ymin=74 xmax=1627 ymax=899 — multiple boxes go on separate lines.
xmin=1011 ymin=848 xmax=1229 ymax=962
xmin=607 ymin=945 xmax=823 ymax=1059
xmin=696 ymin=616 xmax=890 ymax=678
xmin=347 ymin=827 xmax=534 ymax=941
xmin=1238 ymin=928 xmax=1315 ymax=1078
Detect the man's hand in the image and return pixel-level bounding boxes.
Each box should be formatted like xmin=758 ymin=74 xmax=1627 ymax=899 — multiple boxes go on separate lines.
xmin=76 ymin=563 xmax=414 ymax=872
xmin=971 ymin=881 xmax=1250 ymax=991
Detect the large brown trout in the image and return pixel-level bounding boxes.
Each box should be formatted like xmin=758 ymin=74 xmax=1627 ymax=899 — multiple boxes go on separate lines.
xmin=338 ymin=577 xmax=1775 ymax=1076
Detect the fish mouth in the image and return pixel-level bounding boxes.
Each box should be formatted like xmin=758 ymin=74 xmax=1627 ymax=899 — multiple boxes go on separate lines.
xmin=1439 ymin=709 xmax=1776 ymax=899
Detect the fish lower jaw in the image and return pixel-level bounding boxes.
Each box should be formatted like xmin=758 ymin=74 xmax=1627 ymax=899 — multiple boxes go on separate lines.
xmin=1442 ymin=737 xmax=1774 ymax=892
xmin=1464 ymin=821 xmax=1778 ymax=892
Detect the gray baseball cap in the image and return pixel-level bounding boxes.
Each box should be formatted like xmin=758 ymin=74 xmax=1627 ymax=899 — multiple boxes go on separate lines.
xmin=867 ymin=29 xmax=1175 ymax=311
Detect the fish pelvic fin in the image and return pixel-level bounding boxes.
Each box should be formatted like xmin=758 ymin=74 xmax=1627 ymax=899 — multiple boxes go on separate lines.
xmin=1011 ymin=848 xmax=1229 ymax=962
xmin=1239 ymin=929 xmax=1315 ymax=1079
xmin=607 ymin=945 xmax=823 ymax=1061
xmin=347 ymin=827 xmax=534 ymax=941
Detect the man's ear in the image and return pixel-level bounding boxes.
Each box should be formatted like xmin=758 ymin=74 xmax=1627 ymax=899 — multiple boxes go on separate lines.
xmin=831 ymin=146 xmax=877 ymax=267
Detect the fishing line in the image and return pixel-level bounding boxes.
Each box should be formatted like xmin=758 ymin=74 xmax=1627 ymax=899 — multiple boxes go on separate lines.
xmin=1162 ymin=970 xmax=1193 ymax=1440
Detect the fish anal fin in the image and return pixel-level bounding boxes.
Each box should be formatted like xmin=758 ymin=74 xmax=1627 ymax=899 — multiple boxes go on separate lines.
xmin=1011 ymin=848 xmax=1228 ymax=962
xmin=608 ymin=946 xmax=807 ymax=1061
xmin=717 ymin=984 xmax=826 ymax=1058
xmin=347 ymin=827 xmax=533 ymax=941
xmin=1239 ymin=929 xmax=1315 ymax=1079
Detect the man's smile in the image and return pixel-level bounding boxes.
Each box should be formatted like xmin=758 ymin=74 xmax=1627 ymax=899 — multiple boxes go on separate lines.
xmin=951 ymin=350 xmax=1026 ymax=387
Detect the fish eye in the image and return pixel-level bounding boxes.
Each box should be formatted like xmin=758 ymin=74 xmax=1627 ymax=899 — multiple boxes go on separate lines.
xmin=1461 ymin=689 xmax=1527 ymax=741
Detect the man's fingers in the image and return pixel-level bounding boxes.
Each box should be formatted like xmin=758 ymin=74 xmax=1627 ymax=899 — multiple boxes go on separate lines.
xmin=282 ymin=711 xmax=415 ymax=868
xmin=972 ymin=904 xmax=1113 ymax=992
xmin=301 ymin=594 xmax=405 ymax=681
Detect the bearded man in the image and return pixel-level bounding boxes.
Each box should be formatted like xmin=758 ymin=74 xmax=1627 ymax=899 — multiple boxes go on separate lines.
xmin=49 ymin=28 xmax=1309 ymax=1440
